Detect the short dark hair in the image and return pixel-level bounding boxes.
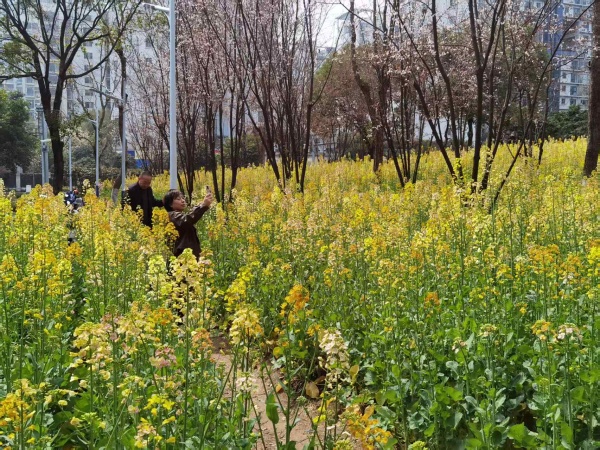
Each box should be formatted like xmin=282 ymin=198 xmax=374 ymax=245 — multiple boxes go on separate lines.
xmin=139 ymin=171 xmax=152 ymax=178
xmin=163 ymin=190 xmax=183 ymax=212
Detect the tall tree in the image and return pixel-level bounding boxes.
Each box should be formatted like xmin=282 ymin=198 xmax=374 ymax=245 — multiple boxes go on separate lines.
xmin=584 ymin=0 xmax=600 ymax=176
xmin=0 ymin=0 xmax=142 ymax=193
xmin=204 ymin=0 xmax=321 ymax=191
xmin=0 ymin=90 xmax=36 ymax=171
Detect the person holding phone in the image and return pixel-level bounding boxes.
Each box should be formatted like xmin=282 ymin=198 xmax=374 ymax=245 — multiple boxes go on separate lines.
xmin=163 ymin=188 xmax=213 ymax=258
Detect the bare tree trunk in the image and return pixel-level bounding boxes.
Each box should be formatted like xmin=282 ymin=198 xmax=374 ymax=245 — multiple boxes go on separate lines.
xmin=349 ymin=0 xmax=384 ymax=172
xmin=117 ymin=47 xmax=127 ymax=188
xmin=219 ymin=104 xmax=226 ymax=202
xmin=584 ymin=0 xmax=600 ymax=176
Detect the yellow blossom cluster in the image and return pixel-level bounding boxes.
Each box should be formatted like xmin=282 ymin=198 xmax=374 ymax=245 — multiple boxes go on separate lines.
xmin=342 ymin=404 xmax=392 ymax=450
xmin=280 ymin=284 xmax=310 ymax=325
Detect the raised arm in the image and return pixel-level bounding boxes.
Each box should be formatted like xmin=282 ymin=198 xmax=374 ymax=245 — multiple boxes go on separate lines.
xmin=169 ymin=193 xmax=213 ymax=227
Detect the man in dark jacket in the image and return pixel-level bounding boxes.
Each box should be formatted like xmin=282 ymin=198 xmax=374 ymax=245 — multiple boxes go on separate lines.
xmin=123 ymin=172 xmax=164 ymax=227
xmin=163 ymin=190 xmax=213 ymax=258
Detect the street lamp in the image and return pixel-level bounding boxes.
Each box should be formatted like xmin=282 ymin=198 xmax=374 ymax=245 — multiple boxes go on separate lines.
xmin=66 ymin=109 xmax=73 ymax=191
xmin=68 ymin=137 xmax=72 ymax=191
xmin=91 ymin=87 xmax=127 ymax=193
xmin=40 ymin=139 xmax=51 ymax=185
xmin=88 ymin=109 xmax=100 ymax=197
xmin=36 ymin=106 xmax=50 ymax=185
xmin=143 ymin=0 xmax=177 ymax=190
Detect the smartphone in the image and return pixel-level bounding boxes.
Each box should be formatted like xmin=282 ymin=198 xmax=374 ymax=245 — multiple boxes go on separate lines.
xmin=205 ymin=185 xmax=211 ymax=195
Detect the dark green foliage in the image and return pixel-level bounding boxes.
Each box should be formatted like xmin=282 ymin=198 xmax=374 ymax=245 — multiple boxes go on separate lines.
xmin=0 ymin=89 xmax=36 ymax=171
xmin=545 ymin=105 xmax=588 ymax=140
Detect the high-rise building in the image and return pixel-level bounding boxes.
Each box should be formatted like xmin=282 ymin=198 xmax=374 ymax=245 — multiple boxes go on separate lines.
xmin=438 ymin=0 xmax=593 ymax=112
xmin=544 ymin=0 xmax=593 ymax=111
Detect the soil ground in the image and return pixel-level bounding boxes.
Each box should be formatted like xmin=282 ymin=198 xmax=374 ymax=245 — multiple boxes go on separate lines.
xmin=211 ymin=335 xmax=328 ymax=449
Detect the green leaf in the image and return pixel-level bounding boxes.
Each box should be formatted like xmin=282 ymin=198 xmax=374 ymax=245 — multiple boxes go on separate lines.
xmin=570 ymin=386 xmax=586 ymax=404
xmin=560 ymin=421 xmax=573 ymax=449
xmin=382 ymin=437 xmax=398 ymax=449
xmin=508 ymin=423 xmax=538 ymax=447
xmin=446 ymin=360 xmax=459 ymax=373
xmin=495 ymin=394 xmax=506 ymax=410
xmin=266 ymin=392 xmax=279 ymax=425
xmin=465 ymin=438 xmax=482 ymax=449
xmin=376 ymin=405 xmax=395 ymax=422
xmin=444 ymin=385 xmax=463 ymax=402
xmin=447 ymin=411 xmax=463 ymax=429
xmin=424 ymin=422 xmax=436 ymax=437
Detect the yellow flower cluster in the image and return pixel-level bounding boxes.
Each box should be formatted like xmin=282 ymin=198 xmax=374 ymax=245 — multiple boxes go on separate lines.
xmin=342 ymin=404 xmax=392 ymax=450
xmin=280 ymin=284 xmax=310 ymax=325
xmin=229 ymin=305 xmax=263 ymax=346
xmin=224 ymin=262 xmax=257 ymax=313
xmin=532 ymin=320 xmax=554 ymax=342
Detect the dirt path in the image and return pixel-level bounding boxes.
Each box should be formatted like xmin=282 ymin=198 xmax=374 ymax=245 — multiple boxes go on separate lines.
xmin=211 ymin=336 xmax=318 ymax=449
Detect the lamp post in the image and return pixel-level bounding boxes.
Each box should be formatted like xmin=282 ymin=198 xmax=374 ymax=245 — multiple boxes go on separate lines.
xmin=91 ymin=87 xmax=126 ymax=193
xmin=88 ymin=109 xmax=100 ymax=197
xmin=66 ymin=107 xmax=73 ymax=191
xmin=143 ymin=0 xmax=177 ymax=190
xmin=40 ymin=139 xmax=51 ymax=185
xmin=36 ymin=106 xmax=50 ymax=185
xmin=68 ymin=137 xmax=72 ymax=190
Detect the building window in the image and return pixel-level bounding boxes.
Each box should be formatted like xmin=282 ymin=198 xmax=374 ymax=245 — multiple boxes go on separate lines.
xmin=570 ymin=98 xmax=576 ymax=105
xmin=85 ymin=53 xmax=93 ymax=60
xmin=570 ymin=85 xmax=577 ymax=95
xmin=581 ymin=99 xmax=587 ymax=105
xmin=26 ymin=87 xmax=34 ymax=96
xmin=84 ymin=76 xmax=92 ymax=84
xmin=85 ymin=101 xmax=94 ymax=109
xmin=561 ymin=98 xmax=566 ymax=105
xmin=145 ymin=36 xmax=153 ymax=48
xmin=145 ymin=57 xmax=152 ymax=64
xmin=85 ymin=89 xmax=93 ymax=97
xmin=561 ymin=85 xmax=566 ymax=92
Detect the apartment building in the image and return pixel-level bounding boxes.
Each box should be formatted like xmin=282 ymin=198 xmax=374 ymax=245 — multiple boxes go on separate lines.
xmin=547 ymin=0 xmax=593 ymax=111
xmin=0 ymin=0 xmax=149 ymax=124
xmin=440 ymin=0 xmax=593 ymax=112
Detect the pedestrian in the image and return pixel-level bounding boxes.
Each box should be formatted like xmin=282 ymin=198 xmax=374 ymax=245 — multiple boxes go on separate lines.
xmin=123 ymin=172 xmax=163 ymax=227
xmin=111 ymin=174 xmax=121 ymax=204
xmin=163 ymin=188 xmax=213 ymax=258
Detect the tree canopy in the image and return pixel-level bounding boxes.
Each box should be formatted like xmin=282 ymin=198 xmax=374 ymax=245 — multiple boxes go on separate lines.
xmin=0 ymin=89 xmax=36 ymax=172
xmin=546 ymin=105 xmax=588 ymax=140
